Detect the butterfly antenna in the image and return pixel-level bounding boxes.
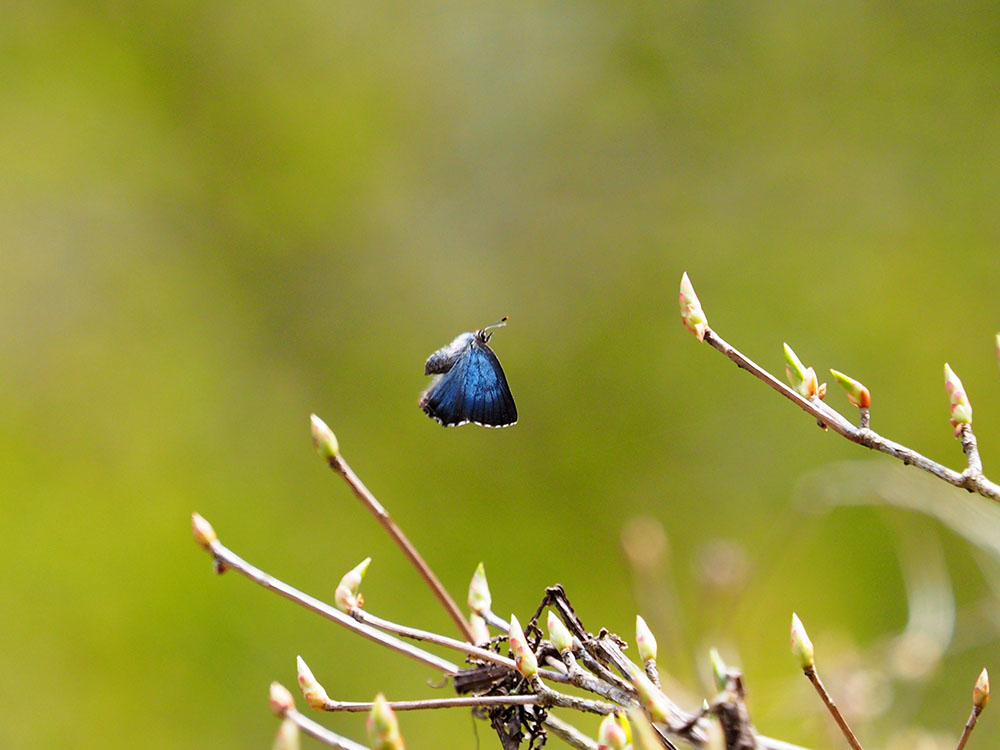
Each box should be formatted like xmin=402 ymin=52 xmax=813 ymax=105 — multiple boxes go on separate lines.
xmin=482 ymin=316 xmax=509 ymax=332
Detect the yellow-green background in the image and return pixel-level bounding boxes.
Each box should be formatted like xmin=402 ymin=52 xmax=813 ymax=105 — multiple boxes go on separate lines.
xmin=5 ymin=2 xmax=1000 ymax=748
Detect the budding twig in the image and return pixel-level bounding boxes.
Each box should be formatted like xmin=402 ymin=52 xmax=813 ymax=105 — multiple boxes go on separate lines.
xmin=790 ymin=614 xmax=862 ymax=750
xmin=270 ymin=682 xmax=370 ymax=750
xmin=319 ymin=694 xmax=548 ymax=712
xmin=956 ymin=668 xmax=990 ymax=750
xmin=690 ymin=324 xmax=1000 ymax=504
xmin=311 ymin=415 xmax=475 ymax=642
xmin=287 ymin=707 xmax=370 ymax=750
xmin=350 ymin=607 xmax=573 ymax=687
xmin=193 ymin=517 xmax=460 ymax=675
xmin=802 ymin=665 xmax=863 ymax=750
xmin=539 ymin=712 xmax=600 ymax=750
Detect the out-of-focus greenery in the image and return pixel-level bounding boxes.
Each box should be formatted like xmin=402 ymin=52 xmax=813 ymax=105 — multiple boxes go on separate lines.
xmin=4 ymin=2 xmax=1000 ymax=748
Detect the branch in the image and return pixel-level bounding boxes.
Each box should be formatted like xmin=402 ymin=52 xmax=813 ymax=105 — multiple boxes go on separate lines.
xmin=285 ymin=707 xmax=370 ymax=750
xmin=802 ymin=666 xmax=863 ymax=750
xmin=698 ymin=326 xmax=1000 ymax=503
xmin=312 ymin=415 xmax=476 ymax=641
xmin=351 ymin=607 xmax=575 ymax=688
xmin=192 ymin=517 xmax=460 ymax=675
xmin=319 ymin=694 xmax=547 ymax=712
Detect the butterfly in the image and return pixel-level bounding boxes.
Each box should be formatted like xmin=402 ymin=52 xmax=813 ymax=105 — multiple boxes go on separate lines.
xmin=419 ymin=317 xmax=517 ymax=428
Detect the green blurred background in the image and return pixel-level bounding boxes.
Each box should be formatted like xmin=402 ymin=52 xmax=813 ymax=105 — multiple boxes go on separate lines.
xmin=5 ymin=2 xmax=1000 ymax=748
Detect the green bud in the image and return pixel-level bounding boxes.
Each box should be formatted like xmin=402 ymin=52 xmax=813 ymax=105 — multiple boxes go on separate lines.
xmin=547 ymin=611 xmax=573 ymax=654
xmin=626 ymin=706 xmax=662 ymax=750
xmin=635 ymin=615 xmax=657 ymax=663
xmin=974 ymin=668 xmax=990 ymax=710
xmin=784 ymin=343 xmax=819 ymax=398
xmin=334 ymin=557 xmax=371 ymax=612
xmin=679 ymin=272 xmax=708 ymax=342
xmin=628 ymin=662 xmax=670 ymax=723
xmin=597 ymin=713 xmax=628 ymax=750
xmin=310 ymin=414 xmax=339 ymax=460
xmin=509 ymin=614 xmax=538 ymax=679
xmin=790 ymin=613 xmax=815 ymax=669
xmin=709 ymin=648 xmax=728 ymax=692
xmin=367 ymin=693 xmax=405 ymax=750
xmin=273 ymin=718 xmax=300 ymax=750
xmin=944 ymin=363 xmax=973 ymax=436
xmin=467 ymin=563 xmax=492 ymax=615
xmin=269 ymin=682 xmax=295 ymax=716
xmin=191 ymin=512 xmax=217 ymax=549
xmin=829 ymin=369 xmax=871 ymax=409
xmin=296 ymin=655 xmax=330 ymax=710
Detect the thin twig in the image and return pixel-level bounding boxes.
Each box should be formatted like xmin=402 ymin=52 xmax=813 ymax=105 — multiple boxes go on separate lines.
xmin=539 ymin=712 xmax=600 ymax=750
xmin=530 ymin=676 xmax=618 ymax=715
xmin=700 ymin=328 xmax=1000 ymax=504
xmin=560 ymin=649 xmax=634 ymax=705
xmin=327 ymin=453 xmax=476 ymax=641
xmin=203 ymin=537 xmax=460 ymax=675
xmin=321 ymin=694 xmax=545 ymax=711
xmin=351 ymin=608 xmax=572 ymax=687
xmin=955 ymin=705 xmax=984 ymax=750
xmin=285 ymin=707 xmax=370 ymax=750
xmin=803 ymin=666 xmax=864 ymax=750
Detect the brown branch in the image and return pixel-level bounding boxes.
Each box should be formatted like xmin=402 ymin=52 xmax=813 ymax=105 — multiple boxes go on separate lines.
xmin=351 ymin=608 xmax=574 ymax=688
xmin=320 ymin=694 xmax=545 ymax=712
xmin=803 ymin=665 xmax=863 ymax=750
xmin=955 ymin=705 xmax=984 ymax=750
xmin=200 ymin=534 xmax=461 ymax=675
xmin=700 ymin=328 xmax=1000 ymax=504
xmin=538 ymin=712 xmax=600 ymax=750
xmin=284 ymin=707 xmax=370 ymax=750
xmin=325 ymin=451 xmax=476 ymax=641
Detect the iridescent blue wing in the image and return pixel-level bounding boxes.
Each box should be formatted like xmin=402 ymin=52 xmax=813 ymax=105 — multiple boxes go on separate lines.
xmin=420 ymin=339 xmax=516 ymax=427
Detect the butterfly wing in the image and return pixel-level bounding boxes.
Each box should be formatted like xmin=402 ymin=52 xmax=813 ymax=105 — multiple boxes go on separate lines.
xmin=464 ymin=339 xmax=517 ymax=427
xmin=420 ymin=338 xmax=517 ymax=427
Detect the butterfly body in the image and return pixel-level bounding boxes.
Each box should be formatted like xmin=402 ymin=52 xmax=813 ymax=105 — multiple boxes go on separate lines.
xmin=420 ymin=321 xmax=517 ymax=428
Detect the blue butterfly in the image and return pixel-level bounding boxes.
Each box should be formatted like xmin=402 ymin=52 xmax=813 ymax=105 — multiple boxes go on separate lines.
xmin=419 ymin=317 xmax=517 ymax=428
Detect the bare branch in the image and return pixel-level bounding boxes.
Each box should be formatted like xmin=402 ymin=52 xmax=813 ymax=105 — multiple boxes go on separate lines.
xmin=284 ymin=707 xmax=370 ymax=750
xmin=323 ymin=447 xmax=475 ymax=642
xmin=200 ymin=533 xmax=460 ymax=675
xmin=698 ymin=327 xmax=1000 ymax=503
xmin=802 ymin=665 xmax=864 ymax=750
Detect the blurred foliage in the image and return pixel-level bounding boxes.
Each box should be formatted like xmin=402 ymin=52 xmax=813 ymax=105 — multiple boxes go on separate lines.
xmin=3 ymin=1 xmax=1000 ymax=748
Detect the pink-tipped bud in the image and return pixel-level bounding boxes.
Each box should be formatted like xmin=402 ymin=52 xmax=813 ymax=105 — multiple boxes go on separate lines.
xmin=334 ymin=557 xmax=371 ymax=612
xmin=269 ymin=682 xmax=296 ymax=716
xmin=468 ymin=562 xmax=492 ymax=615
xmin=470 ymin=613 xmax=491 ymax=645
xmin=628 ymin=662 xmax=670 ymax=723
xmin=508 ymin=614 xmax=538 ymax=679
xmin=626 ymin=706 xmax=661 ymax=750
xmin=974 ymin=668 xmax=990 ymax=710
xmin=597 ymin=713 xmax=628 ymax=750
xmin=829 ymin=369 xmax=871 ymax=409
xmin=635 ymin=615 xmax=658 ymax=663
xmin=784 ymin=343 xmax=820 ymax=399
xmin=679 ymin=272 xmax=709 ymax=342
xmin=790 ymin=613 xmax=815 ymax=669
xmin=367 ymin=693 xmax=405 ymax=750
xmin=296 ymin=655 xmax=330 ymax=710
xmin=310 ymin=414 xmax=339 ymax=460
xmin=273 ymin=717 xmax=301 ymax=750
xmin=191 ymin=513 xmax=217 ymax=549
xmin=547 ymin=611 xmax=573 ymax=654
xmin=709 ymin=648 xmax=728 ymax=692
xmin=944 ymin=363 xmax=973 ymax=437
